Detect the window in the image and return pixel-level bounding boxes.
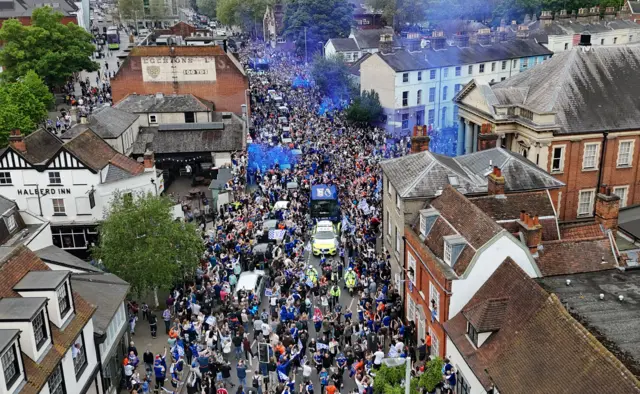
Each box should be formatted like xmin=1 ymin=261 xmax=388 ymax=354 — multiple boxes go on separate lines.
xmin=617 ymin=140 xmax=634 ymax=167
xmin=407 ymin=252 xmax=416 ymax=283
xmin=578 ymin=189 xmax=595 ymax=216
xmin=441 ymin=107 xmax=447 ymax=126
xmin=582 ymin=143 xmax=599 ymax=170
xmin=395 ymin=226 xmax=400 ymax=253
xmin=396 ymin=192 xmax=401 ymax=211
xmin=52 ymin=228 xmax=87 ymax=250
xmin=501 ymin=60 xmax=507 ymax=70
xmin=453 ymin=105 xmax=459 ymax=122
xmin=4 ymin=215 xmax=16 ymax=233
xmin=444 ymin=241 xmax=452 ymax=264
xmin=501 ymin=77 xmax=506 ymax=81
xmin=630 ymin=35 xmax=634 ymax=41
xmin=429 ymin=282 xmax=440 ymax=321
xmin=417 ymin=71 xmax=422 ymax=81
xmin=387 ymin=210 xmax=391 ymax=236
xmin=57 ymin=282 xmax=71 ymax=317
xmin=614 ymin=37 xmax=618 ymax=44
xmin=456 ymin=371 xmax=472 ymax=394
xmin=401 ymin=114 xmax=409 ymax=130
xmin=407 ymin=296 xmax=416 ymax=321
xmin=467 ymin=322 xmax=478 ymax=347
xmin=429 ymin=70 xmax=436 ymax=80
xmin=402 ymin=91 xmax=408 ymax=107
xmin=454 ymin=84 xmax=462 ymax=93
xmin=387 ymin=179 xmax=392 ymax=195
xmin=600 ymin=38 xmax=605 ymax=45
xmin=512 ymin=59 xmax=517 ymax=67
xmin=442 ymin=86 xmax=448 ymax=101
xmin=402 ymin=73 xmax=409 ymax=83
xmin=479 ymin=64 xmax=485 ymax=73
xmin=48 ymin=171 xmax=62 ymax=185
xmin=428 ymin=109 xmax=435 ymax=125
xmin=455 ymin=66 xmax=461 ymax=76
xmin=73 ymin=334 xmax=88 ymax=379
xmin=52 ymin=198 xmax=65 ymax=215
xmin=33 ymin=310 xmax=48 ymax=350
xmin=443 ymin=68 xmax=449 ymax=78
xmin=2 ymin=344 xmax=19 ymax=389
xmin=417 ymin=90 xmax=422 ymax=105
xmin=522 ymin=58 xmax=528 ymax=69
xmin=613 ymin=186 xmax=629 ymax=208
xmin=564 ymin=43 xmax=569 ymax=50
xmin=148 ymin=114 xmax=158 ymax=124
xmin=0 ymin=172 xmax=11 ymax=185
xmin=428 ymin=87 xmax=435 ymax=102
xmin=184 ymin=112 xmax=195 ymax=123
xmin=416 ymin=110 xmax=424 ymax=126
xmin=491 ymin=62 xmax=496 ymax=71
xmin=429 ymin=326 xmax=439 ymax=356
xmin=551 ymin=145 xmax=565 ymax=172
xmin=420 ymin=215 xmax=426 ymax=236
xmin=48 ymin=363 xmax=66 ymax=394
xmin=467 ymin=65 xmax=473 ymax=75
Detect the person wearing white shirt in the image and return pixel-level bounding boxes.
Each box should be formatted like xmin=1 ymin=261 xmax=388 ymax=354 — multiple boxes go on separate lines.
xmin=373 ymin=347 xmax=385 ymax=368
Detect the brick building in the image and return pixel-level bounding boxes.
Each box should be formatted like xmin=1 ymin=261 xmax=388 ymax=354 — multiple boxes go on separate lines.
xmin=111 ymin=46 xmax=250 ymax=116
xmin=0 ymin=0 xmax=82 ymax=29
xmin=455 ymin=39 xmax=640 ymax=221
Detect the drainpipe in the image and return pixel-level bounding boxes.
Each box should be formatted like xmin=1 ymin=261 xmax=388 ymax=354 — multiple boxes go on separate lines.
xmin=402 ymin=235 xmax=407 ymax=301
xmin=594 ymin=131 xmax=609 ymax=216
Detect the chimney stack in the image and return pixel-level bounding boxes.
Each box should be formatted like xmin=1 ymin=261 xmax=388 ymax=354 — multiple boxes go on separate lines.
xmin=589 ymin=6 xmax=601 ymax=24
xmin=540 ymin=10 xmax=553 ymax=27
xmin=143 ymin=150 xmax=155 ymax=171
xmin=595 ymin=185 xmax=620 ymax=237
xmin=410 ymin=125 xmax=430 ymax=154
xmin=577 ymin=8 xmax=589 ymax=23
xmin=477 ymin=28 xmax=491 ymax=45
xmin=478 ymin=123 xmax=499 ymax=151
xmin=487 ymin=166 xmax=505 ymax=195
xmin=518 ymin=211 xmax=543 ymax=254
xmin=557 ymin=9 xmax=569 ymax=19
xmin=604 ymin=6 xmax=616 ymax=21
xmin=9 ymin=129 xmax=26 ymax=152
xmin=379 ymin=33 xmax=394 ymax=54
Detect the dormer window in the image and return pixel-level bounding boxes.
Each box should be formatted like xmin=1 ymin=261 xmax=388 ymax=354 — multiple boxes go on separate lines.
xmin=1 ymin=332 xmax=21 ymax=391
xmin=33 ymin=310 xmax=48 ymax=350
xmin=443 ymin=235 xmax=467 ymax=266
xmin=466 ymin=321 xmax=479 ymax=347
xmin=462 ymin=297 xmax=509 ymax=348
xmin=4 ymin=214 xmax=16 ymax=233
xmin=13 ymin=271 xmax=73 ymax=328
xmin=57 ymin=282 xmax=71 ymax=317
xmin=419 ymin=208 xmax=439 ymax=237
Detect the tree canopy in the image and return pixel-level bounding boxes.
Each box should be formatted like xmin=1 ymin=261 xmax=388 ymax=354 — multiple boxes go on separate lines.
xmin=196 ymin=0 xmax=217 ymax=18
xmin=310 ymin=55 xmax=353 ymax=100
xmin=92 ymin=193 xmax=204 ymax=299
xmin=149 ymin=0 xmax=171 ymax=21
xmin=372 ymin=358 xmax=445 ymax=394
xmin=0 ymin=71 xmax=54 ymax=144
xmin=216 ymin=0 xmax=269 ymax=35
xmin=284 ymin=0 xmax=353 ymax=54
xmin=118 ymin=0 xmax=145 ymax=23
xmin=346 ymin=89 xmax=383 ymax=125
xmin=0 ymin=7 xmax=98 ymax=88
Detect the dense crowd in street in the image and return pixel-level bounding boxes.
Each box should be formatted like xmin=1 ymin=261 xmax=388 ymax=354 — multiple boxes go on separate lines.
xmin=122 ymin=39 xmax=457 ymax=394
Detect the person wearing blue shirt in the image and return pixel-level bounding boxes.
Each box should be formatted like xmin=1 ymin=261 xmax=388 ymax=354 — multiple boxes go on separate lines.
xmin=154 ymin=348 xmax=167 ymax=392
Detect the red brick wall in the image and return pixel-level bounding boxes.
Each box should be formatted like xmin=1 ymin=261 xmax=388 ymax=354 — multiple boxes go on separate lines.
xmin=111 ymin=54 xmax=249 ymax=115
xmin=548 ymin=134 xmax=640 ymax=220
xmin=405 ymin=226 xmax=451 ymax=359
xmin=0 ymin=16 xmax=78 ymax=29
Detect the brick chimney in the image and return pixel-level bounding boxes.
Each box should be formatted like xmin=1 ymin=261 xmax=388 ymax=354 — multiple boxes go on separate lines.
xmin=9 ymin=129 xmax=26 ymax=152
xmin=577 ymin=8 xmax=589 ymax=23
xmin=595 ymin=185 xmax=620 ymax=236
xmin=478 ymin=123 xmax=498 ymax=151
xmin=410 ymin=125 xmax=430 ymax=153
xmin=143 ymin=150 xmax=155 ymax=171
xmin=487 ymin=165 xmax=505 ymax=195
xmin=518 ymin=211 xmax=543 ymax=254
xmin=604 ymin=6 xmax=616 ymax=21
xmin=540 ymin=10 xmax=553 ymax=27
xmin=379 ymin=33 xmax=394 ymax=54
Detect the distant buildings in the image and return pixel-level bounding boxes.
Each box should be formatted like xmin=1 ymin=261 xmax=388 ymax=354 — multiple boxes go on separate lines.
xmin=324 ymin=28 xmax=400 ymax=63
xmin=455 ymin=42 xmax=640 ymax=221
xmin=629 ymin=1 xmax=640 ymax=23
xmin=0 ymin=0 xmax=87 ymax=30
xmin=111 ymin=46 xmax=250 ymax=116
xmin=358 ymin=33 xmax=551 ymax=135
xmin=263 ymin=2 xmax=287 ymax=49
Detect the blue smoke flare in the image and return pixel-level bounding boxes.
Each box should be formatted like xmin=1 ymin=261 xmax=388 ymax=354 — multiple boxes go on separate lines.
xmin=248 ymin=143 xmax=299 ymax=174
xmin=292 ymin=76 xmax=311 ymax=88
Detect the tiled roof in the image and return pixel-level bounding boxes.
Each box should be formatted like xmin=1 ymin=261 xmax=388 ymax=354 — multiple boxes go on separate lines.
xmin=489 ymin=46 xmax=640 ymax=135
xmin=469 ymin=191 xmax=556 ymax=221
xmin=0 ymin=0 xmax=78 ymax=17
xmin=71 ymin=273 xmax=129 ymax=334
xmin=353 ymin=28 xmax=395 ymax=49
xmin=631 ymin=1 xmax=640 ymax=13
xmin=61 ymin=107 xmax=139 ymax=139
xmin=462 ymin=297 xmax=509 ymax=332
xmin=381 ymin=148 xmax=564 ymax=199
xmin=487 ymin=294 xmax=640 ymax=393
xmin=20 ymin=129 xmax=64 ymax=164
xmin=560 ymin=222 xmax=604 ymax=239
xmin=35 ymin=245 xmax=102 ymax=273
xmin=115 ymin=94 xmax=210 ymax=114
xmin=536 ymin=237 xmax=617 ymax=277
xmin=444 ymin=258 xmax=549 ymax=389
xmin=64 ymin=130 xmax=143 ymax=174
xmin=499 ymin=217 xmax=560 ymax=241
xmin=328 ymin=38 xmax=360 ymax=52
xmin=109 ymin=154 xmax=145 ymax=175
xmin=0 ymin=246 xmax=95 ymax=394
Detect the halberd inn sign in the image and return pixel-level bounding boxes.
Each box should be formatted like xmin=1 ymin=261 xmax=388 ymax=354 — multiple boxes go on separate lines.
xmin=17 ymin=188 xmax=73 ymax=196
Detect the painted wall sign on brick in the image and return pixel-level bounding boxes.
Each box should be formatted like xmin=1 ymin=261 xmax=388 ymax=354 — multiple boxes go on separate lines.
xmin=141 ymin=56 xmax=217 ymax=82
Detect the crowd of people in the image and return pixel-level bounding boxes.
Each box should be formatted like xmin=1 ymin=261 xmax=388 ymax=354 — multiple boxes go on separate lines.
xmin=122 ymin=37 xmax=460 ymax=394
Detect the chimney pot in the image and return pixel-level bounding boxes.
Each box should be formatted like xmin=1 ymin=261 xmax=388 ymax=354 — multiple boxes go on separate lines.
xmin=595 ymin=188 xmax=620 ymax=237
xmin=9 ymin=129 xmax=26 ymax=152
xmin=520 ymin=210 xmax=526 ymax=221
xmin=143 ymin=150 xmax=155 ymax=170
xmin=487 ymin=165 xmax=505 ymax=195
xmin=519 ymin=211 xmax=542 ymax=254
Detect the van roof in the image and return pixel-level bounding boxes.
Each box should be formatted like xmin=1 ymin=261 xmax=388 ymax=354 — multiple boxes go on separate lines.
xmin=234 ymin=270 xmax=265 ymax=294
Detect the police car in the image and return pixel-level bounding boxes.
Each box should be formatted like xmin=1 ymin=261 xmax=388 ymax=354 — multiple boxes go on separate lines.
xmin=311 ymin=220 xmax=339 ymax=256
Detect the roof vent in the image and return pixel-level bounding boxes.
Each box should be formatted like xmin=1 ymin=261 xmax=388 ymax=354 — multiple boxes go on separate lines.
xmin=222 ymin=112 xmax=232 ymax=119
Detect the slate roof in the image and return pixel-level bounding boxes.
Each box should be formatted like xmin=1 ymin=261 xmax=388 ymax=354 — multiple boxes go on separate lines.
xmin=64 ymin=129 xmax=145 ymax=174
xmin=20 ymin=129 xmax=64 ymax=164
xmin=0 ymin=194 xmax=16 ymax=214
xmin=0 ymin=297 xmax=47 ymax=320
xmin=353 ymin=28 xmax=395 ymax=49
xmin=0 ymin=0 xmax=78 ymax=17
xmin=381 ymin=147 xmax=564 ymax=199
xmin=0 ymin=246 xmax=95 ymax=394
xmin=0 ymin=329 xmax=19 ymax=353
xmin=35 ymin=245 xmax=102 ymax=273
xmin=488 ymin=46 xmax=640 ymax=135
xmin=13 ymin=270 xmax=69 ymax=291
xmin=462 ymin=297 xmax=509 ymax=332
xmin=469 ymin=191 xmax=556 ymax=221
xmin=538 ymin=269 xmax=640 ymax=377
xmin=349 ymin=52 xmax=371 ymax=76
xmin=536 ymin=237 xmax=617 ymax=277
xmin=115 ymin=94 xmax=211 ymax=114
xmin=376 ymin=39 xmax=552 ymax=72
xmin=526 ymin=18 xmax=640 ymax=38
xmin=61 ymin=107 xmax=139 ymax=140
xmin=132 ymin=116 xmax=244 ymax=155
xmin=631 ymin=1 xmax=640 ymax=13
xmin=71 ymin=273 xmax=129 ymax=334
xmin=619 ymin=205 xmax=640 ymax=241
xmin=328 ymin=38 xmax=360 ymax=52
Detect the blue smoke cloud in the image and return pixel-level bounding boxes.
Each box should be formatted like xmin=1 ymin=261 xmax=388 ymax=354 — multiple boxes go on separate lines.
xmin=248 ymin=143 xmax=300 ymax=173
xmin=317 ymin=96 xmax=348 ymax=115
xmin=292 ymin=76 xmax=311 ymax=88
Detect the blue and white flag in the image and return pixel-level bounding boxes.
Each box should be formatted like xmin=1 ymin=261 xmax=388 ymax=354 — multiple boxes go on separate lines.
xmin=278 ymin=371 xmax=290 ymax=382
xmin=269 ymin=229 xmax=286 ymax=240
xmin=316 ymin=342 xmax=329 ymax=351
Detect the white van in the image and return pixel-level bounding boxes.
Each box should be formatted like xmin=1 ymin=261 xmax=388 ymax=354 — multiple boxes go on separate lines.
xmin=234 ymin=270 xmax=266 ymax=300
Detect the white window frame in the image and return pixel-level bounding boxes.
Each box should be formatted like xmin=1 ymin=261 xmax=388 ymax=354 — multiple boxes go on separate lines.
xmin=395 ymin=226 xmax=401 ymax=253
xmin=419 ymin=214 xmax=426 ymax=236
xmin=613 ymin=185 xmax=629 ymax=208
xmin=52 ymin=198 xmax=66 ymax=215
xmin=428 ymin=87 xmax=435 ymax=103
xmin=417 ymin=71 xmax=422 ymax=81
xmin=402 ymin=91 xmax=408 ymax=107
xmin=578 ymin=189 xmax=596 ymax=217
xmin=429 ymin=282 xmax=440 ymax=321
xmin=582 ymin=142 xmax=600 ymax=170
xmin=501 ymin=60 xmax=507 ymax=70
xmin=443 ymin=241 xmax=452 ymax=265
xmin=479 ymin=63 xmax=485 ymax=73
xmin=455 ymin=66 xmax=461 ymax=76
xmin=417 ymin=89 xmax=422 ymax=105
xmin=407 ymin=252 xmax=416 ymax=283
xmin=47 ymin=363 xmax=65 ymax=394
xmin=617 ymin=140 xmax=634 ymax=168
xmin=48 ymin=171 xmax=62 ymax=185
xmin=396 ymin=193 xmax=401 ymax=211
xmin=387 ymin=179 xmax=392 ymax=195
xmin=148 ymin=114 xmax=158 ymax=124
xmin=429 ymin=326 xmax=439 ymax=356
xmin=551 ymin=144 xmax=566 ymax=173
xmin=1 ymin=344 xmax=20 ymax=390
xmin=407 ymin=296 xmax=416 ymax=321
xmin=4 ymin=215 xmax=16 ymax=232
xmin=387 ymin=210 xmax=391 ymax=236
xmin=402 ymin=73 xmax=409 ymax=83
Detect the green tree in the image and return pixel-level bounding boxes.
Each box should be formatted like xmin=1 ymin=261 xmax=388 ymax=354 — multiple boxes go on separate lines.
xmin=216 ymin=0 xmax=269 ymax=36
xmin=197 ymin=0 xmax=217 ymax=18
xmin=365 ymin=0 xmax=428 ymax=27
xmin=310 ymin=55 xmax=353 ymax=99
xmin=118 ymin=0 xmax=145 ymax=23
xmin=346 ymin=89 xmax=383 ymax=125
xmin=92 ymin=193 xmax=204 ymax=304
xmin=0 ymin=71 xmax=53 ymax=144
xmin=149 ymin=0 xmax=170 ymax=21
xmin=284 ymin=0 xmax=353 ymax=55
xmin=371 ymin=358 xmax=445 ymax=394
xmin=0 ymin=7 xmax=98 ymax=88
